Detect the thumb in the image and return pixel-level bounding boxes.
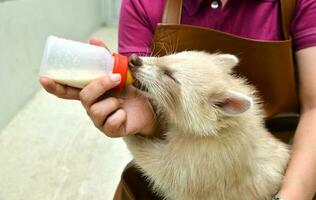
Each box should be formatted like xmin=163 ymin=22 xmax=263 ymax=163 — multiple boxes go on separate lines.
xmin=89 ymin=38 xmax=110 ymax=52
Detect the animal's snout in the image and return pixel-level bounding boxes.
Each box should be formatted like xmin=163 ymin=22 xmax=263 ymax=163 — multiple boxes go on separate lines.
xmin=128 ymin=54 xmax=143 ymax=72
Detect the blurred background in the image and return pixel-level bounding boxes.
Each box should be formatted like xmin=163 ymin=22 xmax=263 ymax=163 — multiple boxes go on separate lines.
xmin=0 ymin=0 xmax=132 ymax=199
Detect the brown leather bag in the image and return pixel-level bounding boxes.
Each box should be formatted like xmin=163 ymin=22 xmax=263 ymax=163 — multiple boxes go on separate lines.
xmin=152 ymin=0 xmax=299 ymax=120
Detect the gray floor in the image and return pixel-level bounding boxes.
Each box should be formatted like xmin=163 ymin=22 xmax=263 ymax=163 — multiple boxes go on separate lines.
xmin=0 ymin=27 xmax=132 ymax=200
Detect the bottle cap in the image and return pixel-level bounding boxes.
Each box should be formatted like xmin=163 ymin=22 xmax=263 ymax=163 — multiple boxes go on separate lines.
xmin=112 ymin=53 xmax=134 ymax=91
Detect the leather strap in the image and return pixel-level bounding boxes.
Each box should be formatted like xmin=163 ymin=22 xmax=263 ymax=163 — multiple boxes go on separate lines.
xmin=162 ymin=0 xmax=183 ymax=24
xmin=162 ymin=0 xmax=297 ymax=39
xmin=280 ymin=0 xmax=297 ymax=40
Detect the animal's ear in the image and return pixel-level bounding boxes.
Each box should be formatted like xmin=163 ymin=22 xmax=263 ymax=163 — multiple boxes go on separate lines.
xmin=211 ymin=90 xmax=253 ymax=116
xmin=216 ymin=54 xmax=239 ymax=72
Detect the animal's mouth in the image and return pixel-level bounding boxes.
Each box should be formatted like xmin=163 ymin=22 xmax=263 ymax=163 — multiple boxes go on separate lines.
xmin=132 ymin=78 xmax=149 ymax=93
xmin=129 ymin=54 xmax=149 ymax=92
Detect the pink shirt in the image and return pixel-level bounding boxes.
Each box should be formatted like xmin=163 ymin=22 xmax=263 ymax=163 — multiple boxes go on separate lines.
xmin=118 ymin=0 xmax=316 ymax=56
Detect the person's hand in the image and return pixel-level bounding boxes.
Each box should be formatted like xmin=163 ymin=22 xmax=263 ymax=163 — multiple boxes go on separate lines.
xmin=39 ymin=38 xmax=158 ymax=138
xmin=79 ymin=75 xmax=157 ymax=137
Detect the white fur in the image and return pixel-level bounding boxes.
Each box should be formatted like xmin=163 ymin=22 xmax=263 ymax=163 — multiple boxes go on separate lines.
xmin=125 ymin=51 xmax=290 ymax=200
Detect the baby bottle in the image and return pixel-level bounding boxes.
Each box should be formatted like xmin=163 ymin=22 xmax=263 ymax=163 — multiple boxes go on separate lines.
xmin=39 ymin=36 xmax=134 ymax=91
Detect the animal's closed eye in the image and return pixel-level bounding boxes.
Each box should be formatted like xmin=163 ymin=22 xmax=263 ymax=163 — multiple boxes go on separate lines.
xmin=163 ymin=69 xmax=179 ymax=83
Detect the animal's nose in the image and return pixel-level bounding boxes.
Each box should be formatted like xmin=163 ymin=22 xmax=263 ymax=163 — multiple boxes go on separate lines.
xmin=128 ymin=54 xmax=143 ymax=71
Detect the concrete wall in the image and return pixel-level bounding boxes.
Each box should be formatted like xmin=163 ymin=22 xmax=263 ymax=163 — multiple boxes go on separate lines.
xmin=0 ymin=0 xmax=103 ymax=131
xmin=101 ymin=0 xmax=121 ymax=26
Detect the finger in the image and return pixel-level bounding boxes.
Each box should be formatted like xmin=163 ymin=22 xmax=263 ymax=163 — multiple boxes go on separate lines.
xmin=39 ymin=77 xmax=80 ymax=100
xmin=102 ymin=109 xmax=127 ymax=138
xmin=89 ymin=38 xmax=110 ymax=52
xmin=89 ymin=97 xmax=123 ymax=129
xmin=79 ymin=74 xmax=121 ymax=110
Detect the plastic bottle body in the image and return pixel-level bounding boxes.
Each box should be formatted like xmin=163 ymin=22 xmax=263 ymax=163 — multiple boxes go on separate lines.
xmin=40 ymin=36 xmax=132 ymax=90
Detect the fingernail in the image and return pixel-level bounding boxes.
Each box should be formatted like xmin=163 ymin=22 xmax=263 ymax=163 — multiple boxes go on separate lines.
xmin=110 ymin=74 xmax=121 ymax=82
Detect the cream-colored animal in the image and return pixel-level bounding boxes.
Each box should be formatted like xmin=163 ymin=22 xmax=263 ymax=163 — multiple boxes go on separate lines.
xmin=124 ymin=51 xmax=290 ymax=200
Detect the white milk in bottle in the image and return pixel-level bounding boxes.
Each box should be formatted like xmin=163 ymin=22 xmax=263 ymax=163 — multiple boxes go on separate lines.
xmin=40 ymin=36 xmax=134 ymax=91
